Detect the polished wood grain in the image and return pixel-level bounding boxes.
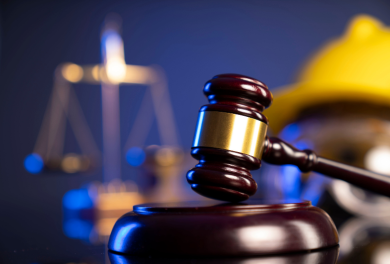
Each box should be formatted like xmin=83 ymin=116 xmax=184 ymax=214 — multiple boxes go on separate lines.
xmin=187 ymin=74 xmax=272 ymax=202
xmin=187 ymin=147 xmax=259 ymax=202
xmin=188 ymin=74 xmax=390 ymax=202
xmin=263 ymin=137 xmax=390 ymax=198
xmin=202 ymin=73 xmax=272 ymax=122
xmin=108 ymin=200 xmax=339 ymax=257
xmin=107 ymin=74 xmax=345 ymax=257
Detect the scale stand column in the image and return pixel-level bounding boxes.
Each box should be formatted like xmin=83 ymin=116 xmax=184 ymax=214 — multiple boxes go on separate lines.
xmin=101 ymin=82 xmax=121 ymax=183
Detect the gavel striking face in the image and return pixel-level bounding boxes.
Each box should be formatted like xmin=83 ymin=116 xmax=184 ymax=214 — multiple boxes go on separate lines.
xmin=187 ymin=74 xmax=390 ymax=202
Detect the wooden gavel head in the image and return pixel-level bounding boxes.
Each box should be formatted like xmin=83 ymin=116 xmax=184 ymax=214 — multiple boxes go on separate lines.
xmin=186 ymin=74 xmax=273 ymax=202
xmin=187 ymin=74 xmax=390 ymax=202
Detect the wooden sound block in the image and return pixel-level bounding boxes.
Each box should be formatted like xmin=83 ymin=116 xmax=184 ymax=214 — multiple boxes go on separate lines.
xmin=108 ymin=200 xmax=339 ymax=257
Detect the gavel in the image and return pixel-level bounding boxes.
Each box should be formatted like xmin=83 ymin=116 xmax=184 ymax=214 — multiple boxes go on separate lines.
xmin=187 ymin=74 xmax=390 ymax=202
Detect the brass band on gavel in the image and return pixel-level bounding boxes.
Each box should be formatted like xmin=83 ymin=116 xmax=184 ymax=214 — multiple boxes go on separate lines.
xmin=192 ymin=111 xmax=268 ymax=160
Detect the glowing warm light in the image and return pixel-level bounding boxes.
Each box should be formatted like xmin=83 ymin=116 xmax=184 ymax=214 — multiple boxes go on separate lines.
xmin=62 ymin=180 xmax=145 ymax=242
xmin=61 ymin=63 xmax=84 ymax=83
xmin=94 ymin=180 xmax=144 ymax=237
xmin=123 ymin=65 xmax=153 ymax=84
xmin=364 ymin=146 xmax=390 ymax=175
xmin=155 ymin=147 xmax=178 ymax=166
xmin=96 ymin=192 xmax=143 ymax=211
xmin=102 ymin=30 xmax=126 ymax=83
xmin=106 ymin=58 xmax=126 ymax=83
xmin=96 ymin=218 xmax=119 ymax=236
xmin=92 ymin=65 xmax=100 ymax=81
xmin=61 ymin=153 xmax=82 ymax=173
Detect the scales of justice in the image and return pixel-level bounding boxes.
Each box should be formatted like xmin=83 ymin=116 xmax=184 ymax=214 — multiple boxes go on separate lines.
xmin=25 ymin=15 xmax=181 ymax=182
xmin=25 ymin=15 xmax=192 ymax=241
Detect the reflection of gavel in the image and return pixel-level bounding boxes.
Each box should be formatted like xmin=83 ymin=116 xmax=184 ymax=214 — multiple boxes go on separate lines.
xmin=187 ymin=74 xmax=390 ymax=202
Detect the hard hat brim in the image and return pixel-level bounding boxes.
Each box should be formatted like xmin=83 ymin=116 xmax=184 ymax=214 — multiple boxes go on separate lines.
xmin=265 ymin=82 xmax=390 ymax=134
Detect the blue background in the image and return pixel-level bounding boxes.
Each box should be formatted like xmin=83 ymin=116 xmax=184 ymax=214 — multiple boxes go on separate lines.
xmin=1 ymin=0 xmax=390 ymax=255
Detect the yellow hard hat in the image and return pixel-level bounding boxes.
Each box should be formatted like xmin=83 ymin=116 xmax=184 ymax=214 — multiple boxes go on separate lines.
xmin=265 ymin=15 xmax=390 ymax=134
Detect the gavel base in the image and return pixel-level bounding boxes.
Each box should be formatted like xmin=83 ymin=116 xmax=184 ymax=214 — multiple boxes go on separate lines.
xmin=108 ymin=200 xmax=339 ymax=257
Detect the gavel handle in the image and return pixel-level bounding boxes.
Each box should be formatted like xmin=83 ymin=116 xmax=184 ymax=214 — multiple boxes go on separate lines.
xmin=262 ymin=137 xmax=390 ymax=198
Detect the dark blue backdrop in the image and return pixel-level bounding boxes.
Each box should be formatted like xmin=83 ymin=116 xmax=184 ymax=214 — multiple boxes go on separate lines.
xmin=1 ymin=0 xmax=390 ymax=256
